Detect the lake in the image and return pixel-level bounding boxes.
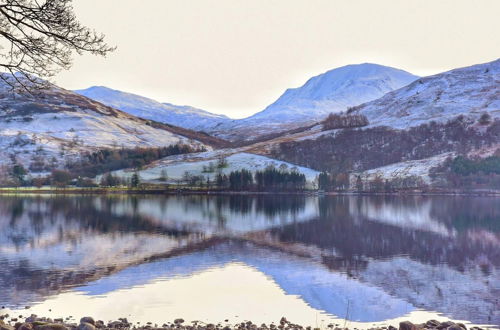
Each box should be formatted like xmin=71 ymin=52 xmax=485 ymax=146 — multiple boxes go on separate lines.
xmin=0 ymin=194 xmax=499 ymax=328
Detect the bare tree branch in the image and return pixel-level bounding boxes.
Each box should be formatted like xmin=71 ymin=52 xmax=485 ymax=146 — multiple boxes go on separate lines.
xmin=0 ymin=0 xmax=115 ymax=92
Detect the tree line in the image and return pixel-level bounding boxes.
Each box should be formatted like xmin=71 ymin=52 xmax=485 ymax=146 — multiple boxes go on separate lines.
xmin=431 ymin=152 xmax=500 ymax=189
xmin=180 ymin=166 xmax=307 ymax=191
xmin=222 ymin=167 xmax=307 ymax=191
xmin=322 ymin=113 xmax=369 ymax=131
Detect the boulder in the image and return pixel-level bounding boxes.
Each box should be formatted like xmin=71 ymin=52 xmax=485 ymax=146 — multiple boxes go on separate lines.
xmin=37 ymin=324 xmax=68 ymax=330
xmin=447 ymin=326 xmax=464 ymax=330
xmin=17 ymin=323 xmax=33 ymax=330
xmin=106 ymin=321 xmax=124 ymax=329
xmin=77 ymin=323 xmax=95 ymax=330
xmin=437 ymin=322 xmax=456 ymax=330
xmin=79 ymin=318 xmax=95 ymax=326
xmin=425 ymin=320 xmax=441 ymax=328
xmin=399 ymin=321 xmax=417 ymax=330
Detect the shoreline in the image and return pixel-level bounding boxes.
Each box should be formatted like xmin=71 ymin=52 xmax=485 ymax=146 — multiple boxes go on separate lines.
xmin=0 ymin=315 xmax=490 ymax=330
xmin=0 ymin=187 xmax=499 ymax=197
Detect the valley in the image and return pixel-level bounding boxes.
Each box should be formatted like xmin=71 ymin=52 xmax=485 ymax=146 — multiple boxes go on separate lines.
xmin=1 ymin=2 xmax=498 ymax=330
xmin=0 ymin=59 xmax=499 ymax=193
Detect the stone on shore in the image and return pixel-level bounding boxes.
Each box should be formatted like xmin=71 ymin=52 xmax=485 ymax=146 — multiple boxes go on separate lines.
xmin=399 ymin=321 xmax=418 ymax=330
xmin=36 ymin=324 xmax=69 ymax=330
xmin=77 ymin=323 xmax=95 ymax=330
xmin=79 ymin=318 xmax=95 ymax=326
xmin=447 ymin=326 xmax=465 ymax=330
xmin=0 ymin=315 xmax=485 ymax=330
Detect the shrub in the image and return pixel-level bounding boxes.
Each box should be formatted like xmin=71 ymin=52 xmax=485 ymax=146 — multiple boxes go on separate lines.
xmin=51 ymin=169 xmax=72 ymax=187
xmin=322 ymin=113 xmax=369 ymax=131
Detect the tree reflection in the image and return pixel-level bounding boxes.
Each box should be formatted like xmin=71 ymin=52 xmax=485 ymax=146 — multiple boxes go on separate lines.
xmin=272 ymin=196 xmax=500 ymax=272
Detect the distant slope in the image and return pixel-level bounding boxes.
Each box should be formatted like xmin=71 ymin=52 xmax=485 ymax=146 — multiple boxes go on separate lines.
xmin=0 ymin=78 xmax=220 ymax=173
xmin=76 ymin=64 xmax=418 ymax=142
xmin=211 ymin=63 xmax=418 ymax=140
xmin=353 ymin=59 xmax=500 ymax=128
xmin=76 ymin=86 xmax=231 ymax=131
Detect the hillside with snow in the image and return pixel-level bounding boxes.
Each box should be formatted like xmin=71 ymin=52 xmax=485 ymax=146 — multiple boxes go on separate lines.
xmin=0 ymin=79 xmax=211 ymax=173
xmin=353 ymin=59 xmax=500 ymax=128
xmin=108 ymin=150 xmax=320 ymax=189
xmin=210 ymin=63 xmax=418 ymax=140
xmin=249 ymin=59 xmax=500 ymax=186
xmin=76 ymin=86 xmax=231 ymax=131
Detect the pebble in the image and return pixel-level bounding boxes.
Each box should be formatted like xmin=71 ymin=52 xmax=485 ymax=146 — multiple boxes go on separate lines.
xmin=0 ymin=315 xmax=485 ymax=330
xmin=80 ymin=318 xmax=96 ymax=326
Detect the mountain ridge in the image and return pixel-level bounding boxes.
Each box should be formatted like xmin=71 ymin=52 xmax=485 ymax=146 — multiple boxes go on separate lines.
xmin=75 ymin=63 xmax=419 ymax=141
xmin=209 ymin=63 xmax=419 ymax=140
xmin=75 ymin=86 xmax=231 ymax=132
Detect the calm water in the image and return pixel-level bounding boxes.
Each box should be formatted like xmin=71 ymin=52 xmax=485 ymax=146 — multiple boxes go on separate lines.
xmin=1 ymin=195 xmax=499 ymax=328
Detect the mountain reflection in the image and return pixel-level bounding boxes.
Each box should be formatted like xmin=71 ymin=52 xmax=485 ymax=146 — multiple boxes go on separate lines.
xmin=272 ymin=196 xmax=500 ymax=270
xmin=0 ymin=195 xmax=499 ymax=325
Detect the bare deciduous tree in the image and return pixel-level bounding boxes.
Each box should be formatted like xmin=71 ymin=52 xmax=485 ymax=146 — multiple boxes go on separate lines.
xmin=0 ymin=0 xmax=114 ymax=90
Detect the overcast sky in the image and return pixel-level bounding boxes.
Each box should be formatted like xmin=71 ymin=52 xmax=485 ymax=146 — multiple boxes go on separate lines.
xmin=56 ymin=0 xmax=500 ymax=119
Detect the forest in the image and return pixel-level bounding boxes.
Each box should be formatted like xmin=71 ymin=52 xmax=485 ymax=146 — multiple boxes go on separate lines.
xmin=272 ymin=116 xmax=500 ymax=174
xmin=431 ymin=153 xmax=500 ymax=189
xmin=177 ymin=167 xmax=307 ymax=192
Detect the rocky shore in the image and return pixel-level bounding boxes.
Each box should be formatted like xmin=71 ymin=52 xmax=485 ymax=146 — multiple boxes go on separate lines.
xmin=0 ymin=315 xmax=489 ymax=330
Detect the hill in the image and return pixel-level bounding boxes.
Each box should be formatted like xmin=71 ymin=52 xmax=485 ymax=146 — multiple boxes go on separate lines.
xmin=76 ymin=86 xmax=231 ymax=132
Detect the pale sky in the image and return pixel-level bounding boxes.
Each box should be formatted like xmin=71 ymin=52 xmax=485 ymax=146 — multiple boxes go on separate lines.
xmin=56 ymin=0 xmax=500 ymax=119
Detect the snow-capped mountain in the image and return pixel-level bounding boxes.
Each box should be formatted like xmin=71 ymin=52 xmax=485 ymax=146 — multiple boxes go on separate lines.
xmin=211 ymin=63 xmax=418 ymax=140
xmin=0 ymin=79 xmax=212 ymax=172
xmin=253 ymin=63 xmax=418 ymax=121
xmin=75 ymin=86 xmax=231 ymax=131
xmin=75 ymin=64 xmax=417 ymax=141
xmin=353 ymin=59 xmax=500 ymax=128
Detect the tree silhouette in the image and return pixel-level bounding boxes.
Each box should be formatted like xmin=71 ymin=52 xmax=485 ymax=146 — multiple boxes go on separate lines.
xmin=130 ymin=172 xmax=140 ymax=188
xmin=0 ymin=0 xmax=114 ymax=90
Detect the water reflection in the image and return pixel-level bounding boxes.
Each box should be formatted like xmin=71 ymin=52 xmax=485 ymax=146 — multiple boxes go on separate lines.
xmin=0 ymin=195 xmax=499 ymax=327
xmin=94 ymin=195 xmax=316 ymax=233
xmin=73 ymin=242 xmax=414 ymax=323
